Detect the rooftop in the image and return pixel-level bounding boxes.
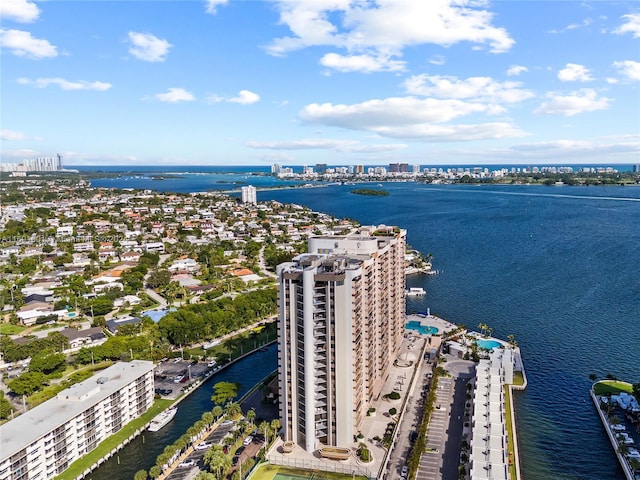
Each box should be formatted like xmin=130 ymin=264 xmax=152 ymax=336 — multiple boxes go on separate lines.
xmin=0 ymin=360 xmax=154 ymax=461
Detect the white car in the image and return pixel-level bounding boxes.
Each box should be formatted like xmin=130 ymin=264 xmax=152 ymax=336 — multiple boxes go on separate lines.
xmin=178 ymin=459 xmax=195 ymax=467
xmin=195 ymin=442 xmax=211 ymax=450
xmin=243 ymin=435 xmax=254 ymax=446
xmin=401 ymin=466 xmax=408 ymax=477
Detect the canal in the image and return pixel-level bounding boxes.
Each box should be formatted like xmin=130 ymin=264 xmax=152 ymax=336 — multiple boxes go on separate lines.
xmin=86 ymin=344 xmax=278 ymax=480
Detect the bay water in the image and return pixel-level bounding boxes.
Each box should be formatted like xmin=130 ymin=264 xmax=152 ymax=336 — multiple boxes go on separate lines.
xmin=86 ymin=174 xmax=639 ymax=479
xmin=258 ymin=183 xmax=640 ymax=480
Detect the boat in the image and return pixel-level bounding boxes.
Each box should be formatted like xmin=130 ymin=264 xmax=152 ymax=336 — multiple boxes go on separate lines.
xmin=405 ymin=287 xmax=426 ymax=296
xmin=148 ymin=406 xmax=177 ymax=432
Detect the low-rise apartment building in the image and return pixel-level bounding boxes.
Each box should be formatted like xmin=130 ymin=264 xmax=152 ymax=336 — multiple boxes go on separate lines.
xmin=0 ymin=360 xmax=155 ymax=480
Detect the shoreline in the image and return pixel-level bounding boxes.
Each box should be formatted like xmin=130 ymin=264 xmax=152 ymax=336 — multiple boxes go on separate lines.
xmin=590 ymin=382 xmax=637 ymax=480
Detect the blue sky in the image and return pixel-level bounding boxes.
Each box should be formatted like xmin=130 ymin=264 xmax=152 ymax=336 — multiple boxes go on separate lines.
xmin=1 ymin=0 xmax=639 ymax=166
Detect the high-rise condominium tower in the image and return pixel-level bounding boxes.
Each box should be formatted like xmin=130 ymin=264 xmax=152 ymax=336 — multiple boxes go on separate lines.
xmin=241 ymin=185 xmax=257 ymax=204
xmin=276 ymin=225 xmax=406 ymax=452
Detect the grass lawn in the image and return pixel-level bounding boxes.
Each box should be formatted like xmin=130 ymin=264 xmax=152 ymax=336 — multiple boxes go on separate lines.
xmin=504 ymin=387 xmax=518 ymax=480
xmin=0 ymin=324 xmax=26 ymax=335
xmin=251 ymin=464 xmax=368 ymax=480
xmin=55 ymin=398 xmax=173 ymax=480
xmin=512 ymin=371 xmax=525 ymax=387
xmin=33 ymin=322 xmax=66 ymax=332
xmin=594 ymin=380 xmax=633 ymax=396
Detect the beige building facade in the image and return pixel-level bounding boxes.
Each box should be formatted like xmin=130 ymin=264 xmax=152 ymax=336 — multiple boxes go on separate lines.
xmin=277 ymin=226 xmax=406 ymax=452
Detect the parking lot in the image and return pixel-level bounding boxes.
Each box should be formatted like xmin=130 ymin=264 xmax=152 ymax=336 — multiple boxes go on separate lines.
xmin=153 ymin=358 xmax=216 ymax=399
xmin=164 ymin=419 xmax=264 ymax=480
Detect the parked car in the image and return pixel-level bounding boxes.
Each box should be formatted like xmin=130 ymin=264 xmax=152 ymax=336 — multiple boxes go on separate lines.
xmin=195 ymin=442 xmax=211 ymax=450
xmin=179 ymin=459 xmax=195 ymax=467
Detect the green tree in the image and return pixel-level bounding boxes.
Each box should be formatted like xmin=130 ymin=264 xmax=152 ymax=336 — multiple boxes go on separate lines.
xmin=134 ymin=470 xmax=148 ymax=480
xmin=202 ymin=411 xmax=214 ymax=427
xmin=148 ymin=269 xmax=171 ymax=289
xmin=211 ymin=381 xmax=239 ymax=405
xmin=204 ymin=445 xmax=230 ymax=478
xmin=149 ymin=464 xmax=162 ymax=478
xmin=0 ymin=391 xmax=14 ymax=419
xmin=246 ymin=408 xmax=256 ymax=426
xmin=225 ymin=401 xmax=242 ymax=418
xmin=29 ymin=350 xmax=66 ymax=376
xmin=270 ymin=419 xmax=281 ymax=441
xmin=8 ymin=371 xmax=47 ymax=396
xmin=212 ymin=405 xmax=223 ymax=420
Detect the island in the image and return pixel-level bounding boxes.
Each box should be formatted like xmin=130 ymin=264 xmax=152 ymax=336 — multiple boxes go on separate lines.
xmin=351 ymin=188 xmax=390 ymax=196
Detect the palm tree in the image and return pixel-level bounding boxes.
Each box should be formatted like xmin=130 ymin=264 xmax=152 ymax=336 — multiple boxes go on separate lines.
xmin=246 ymin=408 xmax=256 ymax=426
xmin=204 ymin=446 xmax=230 ymax=478
xmin=212 ymin=405 xmax=223 ymax=421
xmin=134 ymin=470 xmax=148 ymax=480
xmin=149 ymin=465 xmax=161 ymax=479
xmin=259 ymin=421 xmax=271 ymax=448
xmin=202 ymin=411 xmax=214 ymax=427
xmin=225 ymin=402 xmax=242 ymax=419
xmin=270 ymin=419 xmax=281 ymax=441
xmin=194 ymin=420 xmax=206 ymax=438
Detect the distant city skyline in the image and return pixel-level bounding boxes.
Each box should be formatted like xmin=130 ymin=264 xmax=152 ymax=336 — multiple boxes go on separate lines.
xmin=1 ymin=0 xmax=639 ymax=166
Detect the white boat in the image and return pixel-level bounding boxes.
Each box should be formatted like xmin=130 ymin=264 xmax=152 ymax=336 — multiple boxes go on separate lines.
xmin=405 ymin=287 xmax=426 ymax=296
xmin=148 ymin=406 xmax=177 ymax=432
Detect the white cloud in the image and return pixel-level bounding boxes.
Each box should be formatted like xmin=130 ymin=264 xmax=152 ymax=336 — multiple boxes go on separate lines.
xmin=246 ymin=139 xmax=407 ymax=153
xmin=208 ymin=90 xmax=260 ymax=104
xmin=17 ymin=77 xmax=112 ymax=91
xmin=428 ymin=55 xmax=446 ymax=66
xmin=0 ymin=0 xmax=40 ymax=23
xmin=507 ymin=65 xmax=528 ymax=76
xmin=549 ymin=18 xmax=593 ymax=34
xmin=372 ymin=122 xmax=526 ymax=141
xmin=1 ymin=129 xmax=28 ymax=140
xmin=557 ymin=63 xmax=593 ymax=82
xmin=230 ymin=90 xmax=260 ymax=104
xmin=128 ymin=32 xmax=172 ymax=62
xmin=613 ymin=13 xmax=640 ymax=38
xmin=497 ymin=136 xmax=640 ymax=160
xmin=205 ymin=0 xmax=228 ymax=14
xmin=403 ymin=74 xmax=534 ymax=103
xmin=298 ymin=96 xmax=526 ymax=141
xmin=301 ymin=97 xmax=503 ymax=129
xmin=534 ymin=88 xmax=611 ymax=116
xmin=613 ymin=60 xmax=640 ymax=81
xmin=152 ymin=87 xmax=195 ymax=103
xmin=320 ymin=53 xmax=405 ymax=73
xmin=266 ymin=1 xmax=514 ymax=72
xmin=0 ymin=29 xmax=57 ymax=59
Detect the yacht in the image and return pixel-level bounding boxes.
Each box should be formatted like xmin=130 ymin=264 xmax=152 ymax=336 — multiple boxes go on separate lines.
xmin=405 ymin=287 xmax=426 ymax=296
xmin=148 ymin=406 xmax=177 ymax=432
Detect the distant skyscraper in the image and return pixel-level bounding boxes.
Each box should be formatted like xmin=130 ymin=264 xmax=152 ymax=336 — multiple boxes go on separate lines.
xmin=389 ymin=163 xmax=409 ymax=173
xmin=277 ymin=226 xmax=406 ymax=452
xmin=241 ymin=185 xmax=257 ymax=204
xmin=315 ymin=163 xmax=328 ymax=175
xmin=355 ymin=165 xmax=364 ymax=174
xmin=633 ymin=164 xmax=639 ymax=173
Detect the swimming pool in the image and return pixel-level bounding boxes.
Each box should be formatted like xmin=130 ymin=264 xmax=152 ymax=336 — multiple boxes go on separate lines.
xmin=476 ymin=339 xmax=502 ymax=350
xmin=144 ymin=308 xmax=176 ymax=322
xmin=405 ymin=321 xmax=439 ymax=335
